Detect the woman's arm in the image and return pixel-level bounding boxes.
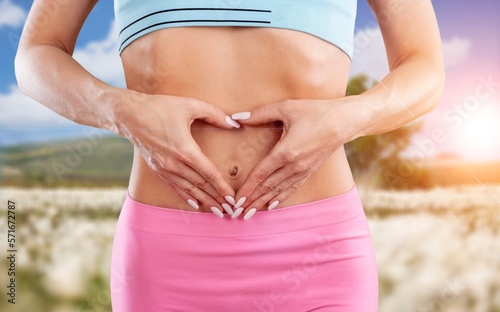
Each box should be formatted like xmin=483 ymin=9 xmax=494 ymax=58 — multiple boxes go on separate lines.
xmin=15 ymin=0 xmax=124 ymax=132
xmin=15 ymin=0 xmax=239 ymax=215
xmin=345 ymin=0 xmax=445 ymax=139
xmin=229 ymin=0 xmax=445 ymax=219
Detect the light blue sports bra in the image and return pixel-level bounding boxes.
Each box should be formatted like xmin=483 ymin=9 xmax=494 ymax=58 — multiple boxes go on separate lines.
xmin=114 ymin=0 xmax=358 ymax=59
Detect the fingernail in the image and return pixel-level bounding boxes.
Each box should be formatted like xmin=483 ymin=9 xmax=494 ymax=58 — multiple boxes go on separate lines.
xmin=231 ymin=112 xmax=251 ymax=120
xmin=244 ymin=208 xmax=257 ymax=221
xmin=234 ymin=197 xmax=246 ymax=208
xmin=210 ymin=207 xmax=224 ymax=218
xmin=232 ymin=207 xmax=244 ymax=219
xmin=267 ymin=200 xmax=280 ymax=210
xmin=187 ymin=199 xmax=199 ymax=209
xmin=224 ymin=195 xmax=235 ymax=205
xmin=221 ymin=203 xmax=233 ymax=215
xmin=225 ymin=115 xmax=241 ymax=128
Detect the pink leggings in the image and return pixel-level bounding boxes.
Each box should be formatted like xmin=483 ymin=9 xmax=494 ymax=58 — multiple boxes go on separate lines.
xmin=110 ymin=184 xmax=378 ymax=311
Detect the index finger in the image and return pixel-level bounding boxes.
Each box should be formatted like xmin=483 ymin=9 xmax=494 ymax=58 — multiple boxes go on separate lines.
xmin=184 ymin=143 xmax=236 ymax=200
xmin=233 ymin=151 xmax=285 ymax=208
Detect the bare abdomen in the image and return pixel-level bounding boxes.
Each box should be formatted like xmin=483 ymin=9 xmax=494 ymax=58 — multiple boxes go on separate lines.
xmin=121 ymin=26 xmax=356 ymax=211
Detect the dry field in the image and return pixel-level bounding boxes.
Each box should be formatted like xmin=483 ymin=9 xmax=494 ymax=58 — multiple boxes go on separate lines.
xmin=1 ymin=185 xmax=499 ymax=312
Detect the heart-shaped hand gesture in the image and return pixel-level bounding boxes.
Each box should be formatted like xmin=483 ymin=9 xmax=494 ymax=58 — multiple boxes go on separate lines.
xmin=118 ymin=94 xmax=357 ymax=221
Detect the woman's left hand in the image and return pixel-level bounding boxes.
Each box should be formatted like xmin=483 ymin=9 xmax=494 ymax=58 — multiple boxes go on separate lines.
xmin=230 ymin=97 xmax=362 ymax=220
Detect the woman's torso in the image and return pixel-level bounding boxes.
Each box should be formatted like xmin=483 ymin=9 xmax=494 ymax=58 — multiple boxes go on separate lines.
xmin=121 ymin=26 xmax=355 ymax=212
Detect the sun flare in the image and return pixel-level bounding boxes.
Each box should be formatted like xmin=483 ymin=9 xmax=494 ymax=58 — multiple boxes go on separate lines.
xmin=458 ymin=105 xmax=500 ymax=159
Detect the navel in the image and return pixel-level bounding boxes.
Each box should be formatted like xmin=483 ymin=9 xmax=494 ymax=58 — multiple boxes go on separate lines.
xmin=229 ymin=165 xmax=239 ymax=177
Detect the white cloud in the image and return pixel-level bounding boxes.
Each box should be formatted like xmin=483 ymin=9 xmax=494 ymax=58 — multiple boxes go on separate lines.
xmin=0 ymin=85 xmax=75 ymax=128
xmin=349 ymin=26 xmax=471 ymax=81
xmin=349 ymin=26 xmax=388 ymax=82
xmin=442 ymin=37 xmax=471 ymax=68
xmin=0 ymin=20 xmax=125 ymax=129
xmin=73 ymin=20 xmax=126 ymax=88
xmin=0 ymin=0 xmax=26 ymax=29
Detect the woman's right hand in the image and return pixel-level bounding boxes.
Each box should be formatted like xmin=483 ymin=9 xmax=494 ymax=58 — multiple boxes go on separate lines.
xmin=114 ymin=92 xmax=240 ymax=217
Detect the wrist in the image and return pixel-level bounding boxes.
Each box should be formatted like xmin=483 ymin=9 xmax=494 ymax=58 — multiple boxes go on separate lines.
xmin=102 ymin=86 xmax=141 ymax=138
xmin=325 ymin=95 xmax=373 ymax=144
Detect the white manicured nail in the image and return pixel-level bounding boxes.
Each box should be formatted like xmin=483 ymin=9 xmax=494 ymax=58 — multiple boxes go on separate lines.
xmin=224 ymin=195 xmax=235 ymax=205
xmin=225 ymin=115 xmax=241 ymax=128
xmin=187 ymin=199 xmax=199 ymax=209
xmin=234 ymin=197 xmax=246 ymax=208
xmin=244 ymin=208 xmax=257 ymax=221
xmin=232 ymin=208 xmax=244 ymax=219
xmin=267 ymin=200 xmax=280 ymax=210
xmin=210 ymin=207 xmax=224 ymax=218
xmin=221 ymin=203 xmax=233 ymax=215
xmin=231 ymin=112 xmax=251 ymax=120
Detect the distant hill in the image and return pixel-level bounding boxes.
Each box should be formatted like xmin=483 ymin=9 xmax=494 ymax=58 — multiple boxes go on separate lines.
xmin=0 ymin=134 xmax=133 ymax=187
xmin=419 ymin=156 xmax=500 ymax=186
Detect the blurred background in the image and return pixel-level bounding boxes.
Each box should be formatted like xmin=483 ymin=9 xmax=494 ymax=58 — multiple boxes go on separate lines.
xmin=1 ymin=0 xmax=499 ymax=311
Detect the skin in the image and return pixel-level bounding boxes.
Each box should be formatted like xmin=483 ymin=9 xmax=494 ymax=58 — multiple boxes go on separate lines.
xmin=15 ymin=0 xmax=444 ymax=220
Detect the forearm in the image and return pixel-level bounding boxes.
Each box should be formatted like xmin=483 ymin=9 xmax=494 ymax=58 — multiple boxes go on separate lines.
xmin=345 ymin=54 xmax=445 ymax=142
xmin=14 ymin=44 xmax=133 ymax=134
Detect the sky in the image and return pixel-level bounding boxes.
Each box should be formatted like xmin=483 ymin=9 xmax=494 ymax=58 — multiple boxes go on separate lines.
xmin=0 ymin=0 xmax=499 ymax=161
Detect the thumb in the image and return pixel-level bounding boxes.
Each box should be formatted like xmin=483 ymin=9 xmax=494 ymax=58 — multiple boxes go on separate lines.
xmin=191 ymin=99 xmax=241 ymax=129
xmin=231 ymin=102 xmax=284 ymax=126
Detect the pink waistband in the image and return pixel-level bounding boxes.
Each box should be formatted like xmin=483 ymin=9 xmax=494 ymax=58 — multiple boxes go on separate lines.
xmin=121 ymin=183 xmax=363 ymax=237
